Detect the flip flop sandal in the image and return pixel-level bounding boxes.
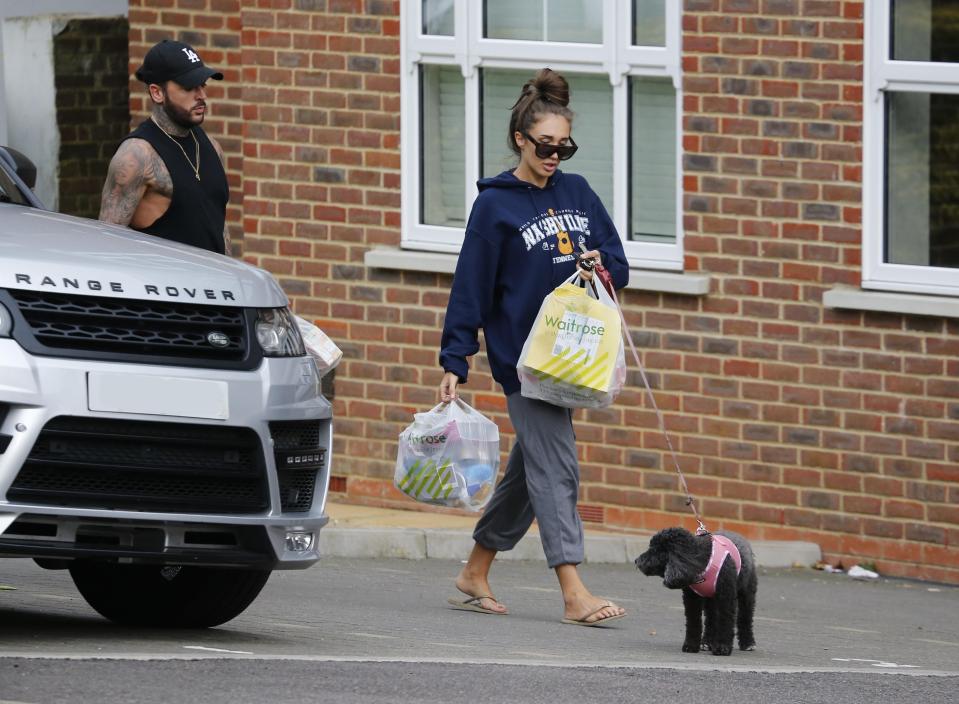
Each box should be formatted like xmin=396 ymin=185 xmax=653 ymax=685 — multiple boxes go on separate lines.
xmin=447 ymin=595 xmax=508 ymax=615
xmin=561 ymin=603 xmax=626 ymax=627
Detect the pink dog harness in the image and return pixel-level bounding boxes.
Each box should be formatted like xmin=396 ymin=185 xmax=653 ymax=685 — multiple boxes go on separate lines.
xmin=690 ymin=534 xmax=742 ymax=598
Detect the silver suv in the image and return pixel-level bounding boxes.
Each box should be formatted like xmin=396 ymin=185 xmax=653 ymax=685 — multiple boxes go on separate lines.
xmin=0 ymin=147 xmax=333 ymax=627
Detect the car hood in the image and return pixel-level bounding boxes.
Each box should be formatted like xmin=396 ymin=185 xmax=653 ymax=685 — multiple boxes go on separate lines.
xmin=0 ymin=206 xmax=287 ymax=307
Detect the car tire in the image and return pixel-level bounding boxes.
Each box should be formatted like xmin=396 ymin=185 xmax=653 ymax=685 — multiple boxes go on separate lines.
xmin=69 ymin=563 xmax=271 ymax=628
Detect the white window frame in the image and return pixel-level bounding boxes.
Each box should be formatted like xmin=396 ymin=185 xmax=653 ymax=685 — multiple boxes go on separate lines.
xmin=864 ymin=3 xmax=959 ymax=296
xmin=401 ymin=0 xmax=683 ymax=269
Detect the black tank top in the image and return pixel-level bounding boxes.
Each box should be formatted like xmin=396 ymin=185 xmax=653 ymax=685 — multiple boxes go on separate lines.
xmin=124 ymin=118 xmax=229 ymax=254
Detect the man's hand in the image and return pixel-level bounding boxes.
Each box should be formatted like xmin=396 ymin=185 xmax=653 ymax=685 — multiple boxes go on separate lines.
xmin=98 ymin=139 xmax=154 ymax=226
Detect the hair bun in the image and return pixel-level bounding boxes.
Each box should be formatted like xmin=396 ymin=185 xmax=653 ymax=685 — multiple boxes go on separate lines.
xmin=532 ymin=68 xmax=570 ymax=107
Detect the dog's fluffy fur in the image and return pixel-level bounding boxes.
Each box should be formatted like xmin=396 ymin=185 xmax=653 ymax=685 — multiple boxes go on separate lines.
xmin=635 ymin=527 xmax=757 ymax=656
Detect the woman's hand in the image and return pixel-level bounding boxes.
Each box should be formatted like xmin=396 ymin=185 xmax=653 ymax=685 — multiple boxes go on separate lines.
xmin=577 ymin=249 xmax=601 ymax=281
xmin=440 ymin=371 xmax=459 ymax=403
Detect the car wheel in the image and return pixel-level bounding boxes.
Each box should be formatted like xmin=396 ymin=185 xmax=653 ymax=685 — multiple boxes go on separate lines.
xmin=69 ymin=563 xmax=271 ymax=628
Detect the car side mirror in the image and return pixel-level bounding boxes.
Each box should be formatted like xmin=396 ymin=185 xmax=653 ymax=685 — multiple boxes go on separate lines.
xmin=0 ymin=145 xmax=38 ymax=190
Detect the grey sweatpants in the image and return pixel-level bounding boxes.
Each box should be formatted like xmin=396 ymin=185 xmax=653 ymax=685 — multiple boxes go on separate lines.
xmin=473 ymin=392 xmax=584 ymax=568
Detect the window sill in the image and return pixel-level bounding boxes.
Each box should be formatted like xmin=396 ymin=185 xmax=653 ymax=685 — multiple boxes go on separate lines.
xmin=364 ymin=248 xmax=711 ymax=296
xmin=823 ymin=286 xmax=959 ymax=319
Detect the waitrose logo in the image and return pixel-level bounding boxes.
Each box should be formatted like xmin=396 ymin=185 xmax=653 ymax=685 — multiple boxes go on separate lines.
xmin=409 ymin=433 xmax=447 ymax=445
xmin=544 ymin=315 xmax=606 ymax=336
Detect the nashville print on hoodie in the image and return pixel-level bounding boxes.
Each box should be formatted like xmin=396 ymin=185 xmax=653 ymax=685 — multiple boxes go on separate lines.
xmin=440 ymin=169 xmax=629 ymax=396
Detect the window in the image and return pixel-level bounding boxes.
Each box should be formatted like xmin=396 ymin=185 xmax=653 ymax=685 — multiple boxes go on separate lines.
xmin=401 ymin=0 xmax=682 ymax=269
xmin=865 ymin=1 xmax=959 ymax=295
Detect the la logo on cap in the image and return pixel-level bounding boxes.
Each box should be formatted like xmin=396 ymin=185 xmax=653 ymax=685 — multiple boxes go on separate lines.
xmin=182 ymin=48 xmax=200 ymax=63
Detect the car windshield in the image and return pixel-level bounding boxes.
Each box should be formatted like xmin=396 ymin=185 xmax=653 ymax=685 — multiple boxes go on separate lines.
xmin=0 ymin=157 xmax=30 ymax=206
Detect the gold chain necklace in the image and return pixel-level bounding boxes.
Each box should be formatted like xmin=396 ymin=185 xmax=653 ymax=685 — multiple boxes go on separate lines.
xmin=151 ymin=115 xmax=201 ymax=181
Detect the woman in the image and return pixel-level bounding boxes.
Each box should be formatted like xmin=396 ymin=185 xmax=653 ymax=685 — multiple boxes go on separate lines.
xmin=439 ymin=68 xmax=630 ymax=626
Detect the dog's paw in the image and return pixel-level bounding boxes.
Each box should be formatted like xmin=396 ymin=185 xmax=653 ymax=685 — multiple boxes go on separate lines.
xmin=682 ymin=642 xmax=700 ymax=653
xmin=710 ymin=643 xmax=733 ymax=656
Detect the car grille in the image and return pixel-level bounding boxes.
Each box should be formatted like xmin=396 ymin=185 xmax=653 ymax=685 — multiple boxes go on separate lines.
xmin=7 ymin=417 xmax=269 ymax=514
xmin=270 ymin=420 xmax=326 ymax=512
xmin=0 ymin=289 xmax=259 ymax=369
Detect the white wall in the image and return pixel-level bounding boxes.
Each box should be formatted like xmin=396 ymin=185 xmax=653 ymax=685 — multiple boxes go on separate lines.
xmin=0 ymin=0 xmax=127 ymax=207
xmin=2 ymin=16 xmax=60 ymax=207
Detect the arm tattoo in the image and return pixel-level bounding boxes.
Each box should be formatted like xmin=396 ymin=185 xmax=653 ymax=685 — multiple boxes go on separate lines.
xmin=99 ymin=139 xmax=151 ymax=226
xmin=211 ymin=137 xmax=234 ymax=255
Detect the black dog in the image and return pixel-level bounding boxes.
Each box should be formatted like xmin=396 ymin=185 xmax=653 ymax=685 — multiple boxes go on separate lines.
xmin=635 ymin=527 xmax=757 ymax=656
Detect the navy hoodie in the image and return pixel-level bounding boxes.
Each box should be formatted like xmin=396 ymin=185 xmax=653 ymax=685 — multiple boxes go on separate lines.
xmin=440 ymin=169 xmax=629 ymax=396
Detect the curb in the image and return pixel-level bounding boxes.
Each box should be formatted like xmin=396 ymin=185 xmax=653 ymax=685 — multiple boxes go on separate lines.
xmin=320 ymin=527 xmax=821 ymax=569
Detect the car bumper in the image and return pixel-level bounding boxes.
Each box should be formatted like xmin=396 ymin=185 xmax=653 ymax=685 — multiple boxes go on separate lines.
xmin=0 ymin=340 xmax=333 ymax=569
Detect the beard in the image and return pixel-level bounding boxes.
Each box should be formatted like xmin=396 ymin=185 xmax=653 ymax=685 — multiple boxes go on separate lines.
xmin=161 ymin=90 xmax=204 ymax=129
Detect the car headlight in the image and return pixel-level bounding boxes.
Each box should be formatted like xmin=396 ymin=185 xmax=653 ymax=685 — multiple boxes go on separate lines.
xmin=255 ymin=307 xmax=305 ymax=357
xmin=0 ymin=302 xmax=11 ymax=337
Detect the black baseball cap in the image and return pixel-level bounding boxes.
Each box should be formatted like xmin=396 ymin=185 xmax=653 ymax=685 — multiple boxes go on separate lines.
xmin=135 ymin=39 xmax=223 ymax=89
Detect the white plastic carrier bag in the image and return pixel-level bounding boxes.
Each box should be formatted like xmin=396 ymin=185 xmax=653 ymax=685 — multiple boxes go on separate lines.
xmin=295 ymin=316 xmax=342 ymax=375
xmin=394 ymin=399 xmax=499 ymax=512
xmin=517 ymin=271 xmax=626 ymax=409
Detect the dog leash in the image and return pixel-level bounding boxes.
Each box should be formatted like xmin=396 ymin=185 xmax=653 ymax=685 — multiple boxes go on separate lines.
xmin=587 ymin=258 xmax=708 ymax=535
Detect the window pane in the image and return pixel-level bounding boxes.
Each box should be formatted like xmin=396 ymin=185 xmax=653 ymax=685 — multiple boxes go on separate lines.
xmin=484 ymin=0 xmax=602 ymax=43
xmin=481 ymin=69 xmax=613 ymax=212
xmin=633 ymin=0 xmax=665 ymax=47
xmin=629 ymin=77 xmax=676 ymax=243
xmin=892 ymin=0 xmax=959 ymax=62
xmin=420 ymin=65 xmax=465 ymax=227
xmin=886 ymin=91 xmax=959 ymax=268
xmin=422 ymin=0 xmax=454 ymax=36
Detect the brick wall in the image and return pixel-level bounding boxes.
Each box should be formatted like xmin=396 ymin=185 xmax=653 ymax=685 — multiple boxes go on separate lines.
xmin=55 ymin=17 xmax=130 ymax=218
xmin=680 ymin=0 xmax=958 ymax=582
xmin=127 ymin=0 xmax=959 ymax=584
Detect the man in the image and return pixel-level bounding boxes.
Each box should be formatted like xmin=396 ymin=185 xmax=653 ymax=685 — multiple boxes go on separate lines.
xmin=99 ymin=39 xmax=232 ymax=255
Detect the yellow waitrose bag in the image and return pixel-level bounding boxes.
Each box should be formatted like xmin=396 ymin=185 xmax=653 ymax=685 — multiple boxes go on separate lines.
xmin=517 ymin=272 xmax=626 ymax=409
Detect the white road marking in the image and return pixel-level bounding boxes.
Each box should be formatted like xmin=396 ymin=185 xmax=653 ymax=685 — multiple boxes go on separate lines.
xmin=348 ymin=632 xmax=398 ymax=640
xmin=265 ymin=622 xmax=317 ymax=631
xmin=753 ymin=616 xmax=796 ymax=623
xmin=0 ymin=652 xmax=953 ymax=676
xmin=182 ymin=646 xmax=253 ymax=655
xmin=831 ymin=658 xmax=920 ymax=669
xmin=826 ymin=626 xmax=881 ymax=634
xmin=425 ymin=642 xmax=474 ymax=649
xmin=368 ymin=568 xmax=414 ymax=575
xmin=911 ymin=638 xmax=959 ymax=647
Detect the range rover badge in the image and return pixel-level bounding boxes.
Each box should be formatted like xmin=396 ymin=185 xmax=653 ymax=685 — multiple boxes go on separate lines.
xmin=207 ymin=331 xmax=230 ymax=348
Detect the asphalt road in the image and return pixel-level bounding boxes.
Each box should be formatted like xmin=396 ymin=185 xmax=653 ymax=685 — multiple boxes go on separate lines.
xmin=1 ymin=556 xmax=958 ymax=703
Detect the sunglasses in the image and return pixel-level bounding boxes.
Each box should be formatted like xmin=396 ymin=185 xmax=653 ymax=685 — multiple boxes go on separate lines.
xmin=522 ymin=133 xmax=578 ymax=161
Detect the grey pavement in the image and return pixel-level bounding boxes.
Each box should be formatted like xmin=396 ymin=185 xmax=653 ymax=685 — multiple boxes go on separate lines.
xmin=2 ymin=554 xmax=957 ymax=672
xmin=0 ymin=528 xmax=959 ymax=704
xmin=2 ymin=551 xmax=958 ymax=703
xmin=320 ymin=501 xmax=824 ymax=568
xmin=2 ymin=503 xmax=957 ymax=703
